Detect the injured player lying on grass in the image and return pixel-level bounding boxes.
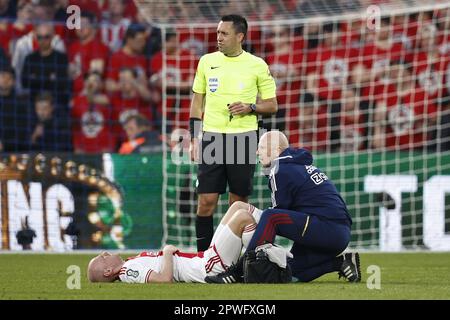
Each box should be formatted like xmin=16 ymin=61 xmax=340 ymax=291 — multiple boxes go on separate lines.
xmin=87 ymin=201 xmax=262 ymax=283
xmin=88 ymin=201 xmax=359 ymax=284
xmin=87 ymin=201 xmax=359 ymax=283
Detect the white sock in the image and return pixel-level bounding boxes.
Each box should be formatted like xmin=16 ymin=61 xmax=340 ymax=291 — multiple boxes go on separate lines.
xmin=248 ymin=204 xmax=263 ymax=224
xmin=242 ymin=223 xmax=257 ymax=249
xmin=210 ymin=223 xmax=224 ymax=246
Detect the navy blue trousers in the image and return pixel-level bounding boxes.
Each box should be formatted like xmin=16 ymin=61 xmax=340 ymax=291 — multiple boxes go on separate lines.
xmin=246 ymin=208 xmax=351 ymax=282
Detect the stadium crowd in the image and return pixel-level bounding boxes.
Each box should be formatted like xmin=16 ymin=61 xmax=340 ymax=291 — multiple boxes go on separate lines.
xmin=0 ymin=0 xmax=449 ymax=154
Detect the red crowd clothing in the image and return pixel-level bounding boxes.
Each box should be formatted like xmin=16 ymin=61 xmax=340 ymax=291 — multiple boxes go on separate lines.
xmin=71 ymin=95 xmax=117 ymax=153
xmin=99 ymin=0 xmax=137 ymax=20
xmin=438 ymin=32 xmax=450 ymax=56
xmin=407 ymin=51 xmax=450 ymax=101
xmin=391 ymin=17 xmax=420 ymax=50
xmin=287 ymin=104 xmax=330 ymax=152
xmin=0 ymin=23 xmax=11 ymax=55
xmin=266 ymin=49 xmax=303 ymax=103
xmin=376 ymin=86 xmax=437 ymax=150
xmin=176 ymin=26 xmax=214 ymax=58
xmin=69 ymin=0 xmax=103 ymax=20
xmin=101 ymin=19 xmax=131 ymax=53
xmin=245 ymin=26 xmax=268 ymax=57
xmin=360 ymin=41 xmax=406 ymax=77
xmin=360 ymin=80 xmax=396 ymax=102
xmin=340 ymin=20 xmax=365 ymax=49
xmin=106 ymin=49 xmax=149 ymax=82
xmin=307 ymin=44 xmax=359 ymax=100
xmin=68 ymin=37 xmax=110 ymax=94
xmin=150 ymin=48 xmax=197 ymax=129
xmin=339 ymin=103 xmax=367 ymax=151
xmin=0 ymin=22 xmax=33 ymax=56
xmin=110 ymin=93 xmax=153 ymax=141
xmin=110 ymin=93 xmax=153 ymax=123
xmin=247 ymin=27 xmax=265 ymax=57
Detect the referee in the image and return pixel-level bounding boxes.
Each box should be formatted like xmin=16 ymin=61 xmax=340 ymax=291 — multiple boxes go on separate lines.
xmin=189 ymin=14 xmax=277 ymax=251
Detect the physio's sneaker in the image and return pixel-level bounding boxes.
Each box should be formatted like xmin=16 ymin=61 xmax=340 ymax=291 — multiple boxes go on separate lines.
xmin=338 ymin=252 xmax=361 ymax=283
xmin=204 ymin=263 xmax=243 ymax=284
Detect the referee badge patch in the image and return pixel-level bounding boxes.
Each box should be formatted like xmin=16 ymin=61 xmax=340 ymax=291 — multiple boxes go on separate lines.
xmin=208 ymin=77 xmax=219 ymax=92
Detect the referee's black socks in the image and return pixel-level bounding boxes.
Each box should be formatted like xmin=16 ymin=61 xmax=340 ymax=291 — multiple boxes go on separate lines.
xmin=196 ymin=215 xmax=214 ymax=252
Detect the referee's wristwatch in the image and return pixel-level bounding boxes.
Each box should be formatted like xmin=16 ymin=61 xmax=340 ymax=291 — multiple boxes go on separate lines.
xmin=249 ymin=103 xmax=257 ymax=113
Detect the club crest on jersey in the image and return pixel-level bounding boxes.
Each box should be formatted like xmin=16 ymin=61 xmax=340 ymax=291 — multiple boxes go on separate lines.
xmin=388 ymin=104 xmax=414 ymax=136
xmin=126 ymin=269 xmax=139 ymax=278
xmin=208 ymin=77 xmax=219 ymax=92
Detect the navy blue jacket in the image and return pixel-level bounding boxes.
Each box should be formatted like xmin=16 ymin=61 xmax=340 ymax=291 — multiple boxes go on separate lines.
xmin=268 ymin=147 xmax=352 ymax=224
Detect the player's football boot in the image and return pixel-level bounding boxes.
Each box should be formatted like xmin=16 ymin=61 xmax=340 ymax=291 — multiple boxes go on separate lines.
xmin=204 ymin=262 xmax=244 ymax=284
xmin=338 ymin=252 xmax=361 ymax=283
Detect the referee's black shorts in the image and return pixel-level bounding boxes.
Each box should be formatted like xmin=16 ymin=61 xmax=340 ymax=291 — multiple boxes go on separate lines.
xmin=196 ymin=131 xmax=258 ymax=197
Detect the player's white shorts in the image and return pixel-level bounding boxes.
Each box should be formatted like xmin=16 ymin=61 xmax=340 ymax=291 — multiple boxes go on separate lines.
xmin=203 ymin=226 xmax=242 ymax=276
xmin=119 ymin=203 xmax=262 ymax=283
xmin=203 ymin=203 xmax=262 ymax=276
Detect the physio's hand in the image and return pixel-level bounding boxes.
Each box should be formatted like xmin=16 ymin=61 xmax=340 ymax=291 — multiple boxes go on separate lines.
xmin=163 ymin=245 xmax=179 ymax=255
xmin=189 ymin=138 xmax=199 ymax=163
xmin=228 ymin=101 xmax=252 ymax=116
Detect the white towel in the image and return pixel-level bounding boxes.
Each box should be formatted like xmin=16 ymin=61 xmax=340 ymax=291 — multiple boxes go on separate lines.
xmin=255 ymin=244 xmax=293 ymax=269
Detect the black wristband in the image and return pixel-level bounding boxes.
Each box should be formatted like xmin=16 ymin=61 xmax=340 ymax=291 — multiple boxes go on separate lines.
xmin=189 ymin=117 xmax=202 ymax=139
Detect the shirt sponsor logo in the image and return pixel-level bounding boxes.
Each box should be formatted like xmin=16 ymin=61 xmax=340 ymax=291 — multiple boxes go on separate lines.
xmin=306 ymin=165 xmax=328 ymax=185
xmin=310 ymin=172 xmax=329 ymax=185
xmin=126 ymin=269 xmax=139 ymax=278
xmin=209 ymin=77 xmax=219 ymax=92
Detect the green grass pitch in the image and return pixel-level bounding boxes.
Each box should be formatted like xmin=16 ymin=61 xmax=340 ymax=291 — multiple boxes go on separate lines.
xmin=1 ymin=252 xmax=449 ymax=300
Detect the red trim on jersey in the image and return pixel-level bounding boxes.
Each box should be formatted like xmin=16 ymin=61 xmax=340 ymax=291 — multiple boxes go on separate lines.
xmin=205 ymin=256 xmax=221 ymax=273
xmin=175 ymin=251 xmax=204 ymax=258
xmin=126 ymin=251 xmax=163 ymax=261
xmin=145 ymin=269 xmax=153 ymax=283
xmin=205 ymin=244 xmax=226 ymax=273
